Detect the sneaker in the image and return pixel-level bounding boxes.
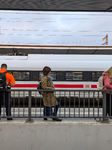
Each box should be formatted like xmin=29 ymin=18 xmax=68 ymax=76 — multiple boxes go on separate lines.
xmin=52 ymin=118 xmax=62 ymax=121
xmin=7 ymin=118 xmax=13 ymax=121
xmin=43 ymin=118 xmax=48 ymax=121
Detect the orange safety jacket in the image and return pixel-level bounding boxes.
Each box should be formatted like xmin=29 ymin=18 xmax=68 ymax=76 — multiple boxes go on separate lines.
xmin=0 ymin=68 xmax=15 ymax=86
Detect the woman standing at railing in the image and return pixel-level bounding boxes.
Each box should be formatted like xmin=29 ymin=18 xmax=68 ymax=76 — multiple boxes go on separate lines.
xmin=103 ymin=67 xmax=112 ymax=121
xmin=41 ymin=66 xmax=62 ymax=121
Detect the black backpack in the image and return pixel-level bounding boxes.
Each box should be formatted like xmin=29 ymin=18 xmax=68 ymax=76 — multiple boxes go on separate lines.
xmin=37 ymin=81 xmax=43 ymax=95
xmin=0 ymin=71 xmax=7 ymax=91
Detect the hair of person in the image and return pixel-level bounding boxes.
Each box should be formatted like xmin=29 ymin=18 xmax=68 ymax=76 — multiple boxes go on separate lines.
xmin=43 ymin=66 xmax=51 ymax=75
xmin=105 ymin=67 xmax=112 ymax=80
xmin=1 ymin=63 xmax=7 ymax=69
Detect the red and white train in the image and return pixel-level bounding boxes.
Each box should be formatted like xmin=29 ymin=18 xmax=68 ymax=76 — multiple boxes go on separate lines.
xmin=0 ymin=54 xmax=111 ymax=91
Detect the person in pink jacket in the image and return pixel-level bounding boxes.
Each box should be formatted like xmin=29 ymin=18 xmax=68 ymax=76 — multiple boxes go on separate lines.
xmin=103 ymin=67 xmax=112 ymax=118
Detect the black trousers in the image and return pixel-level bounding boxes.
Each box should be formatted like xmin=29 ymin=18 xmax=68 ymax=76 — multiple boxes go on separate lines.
xmin=0 ymin=91 xmax=12 ymax=117
xmin=106 ymin=93 xmax=112 ymax=116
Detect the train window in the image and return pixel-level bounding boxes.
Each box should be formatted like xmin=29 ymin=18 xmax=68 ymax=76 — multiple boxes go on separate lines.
xmin=50 ymin=72 xmax=57 ymax=80
xmin=57 ymin=72 xmax=65 ymax=81
xmin=39 ymin=72 xmax=43 ymax=80
xmin=31 ymin=72 xmax=38 ymax=81
xmin=83 ymin=72 xmax=91 ymax=81
xmin=65 ymin=72 xmax=83 ymax=81
xmin=13 ymin=72 xmax=30 ymax=81
xmin=39 ymin=72 xmax=57 ymax=80
xmin=92 ymin=72 xmax=102 ymax=81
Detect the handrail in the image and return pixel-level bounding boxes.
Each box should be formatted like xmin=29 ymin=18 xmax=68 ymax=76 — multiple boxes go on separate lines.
xmin=0 ymin=89 xmax=112 ymax=123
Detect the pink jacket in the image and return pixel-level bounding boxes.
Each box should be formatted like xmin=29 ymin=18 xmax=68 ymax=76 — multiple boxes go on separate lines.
xmin=102 ymin=72 xmax=112 ymax=91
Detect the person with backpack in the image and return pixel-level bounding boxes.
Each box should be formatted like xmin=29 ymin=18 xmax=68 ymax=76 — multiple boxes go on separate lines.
xmin=41 ymin=66 xmax=62 ymax=121
xmin=0 ymin=63 xmax=15 ymax=120
xmin=102 ymin=67 xmax=112 ymax=120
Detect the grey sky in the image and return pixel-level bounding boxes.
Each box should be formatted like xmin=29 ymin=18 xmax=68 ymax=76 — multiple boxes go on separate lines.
xmin=0 ymin=10 xmax=112 ymax=45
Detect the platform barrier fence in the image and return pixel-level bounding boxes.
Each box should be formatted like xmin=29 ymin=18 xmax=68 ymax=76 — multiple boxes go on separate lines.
xmin=0 ymin=89 xmax=112 ymax=123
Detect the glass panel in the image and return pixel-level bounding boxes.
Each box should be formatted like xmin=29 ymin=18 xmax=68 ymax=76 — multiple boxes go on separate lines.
xmin=39 ymin=72 xmax=57 ymax=80
xmin=83 ymin=72 xmax=91 ymax=81
xmin=39 ymin=72 xmax=43 ymax=80
xmin=92 ymin=72 xmax=102 ymax=81
xmin=50 ymin=72 xmax=56 ymax=80
xmin=66 ymin=72 xmax=83 ymax=81
xmin=13 ymin=72 xmax=30 ymax=80
xmin=31 ymin=72 xmax=38 ymax=81
xmin=57 ymin=72 xmax=65 ymax=81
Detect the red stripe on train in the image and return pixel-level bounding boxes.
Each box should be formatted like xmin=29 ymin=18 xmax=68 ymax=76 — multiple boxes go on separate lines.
xmin=54 ymin=84 xmax=84 ymax=88
xmin=91 ymin=85 xmax=97 ymax=88
xmin=13 ymin=84 xmax=37 ymax=88
xmin=12 ymin=84 xmax=84 ymax=88
xmin=12 ymin=84 xmax=97 ymax=88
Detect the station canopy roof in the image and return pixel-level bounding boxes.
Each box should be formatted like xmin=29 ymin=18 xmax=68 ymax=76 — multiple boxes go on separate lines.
xmin=0 ymin=0 xmax=112 ymax=12
xmin=0 ymin=44 xmax=112 ymax=55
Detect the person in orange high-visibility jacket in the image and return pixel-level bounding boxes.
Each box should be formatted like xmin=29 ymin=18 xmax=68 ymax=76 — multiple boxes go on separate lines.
xmin=0 ymin=63 xmax=15 ymax=120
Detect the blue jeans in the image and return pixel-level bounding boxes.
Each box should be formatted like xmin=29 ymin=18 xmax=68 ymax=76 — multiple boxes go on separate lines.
xmin=44 ymin=101 xmax=60 ymax=116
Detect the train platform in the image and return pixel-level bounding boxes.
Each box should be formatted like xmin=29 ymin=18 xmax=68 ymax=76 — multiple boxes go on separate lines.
xmin=0 ymin=118 xmax=112 ymax=124
xmin=1 ymin=118 xmax=112 ymax=150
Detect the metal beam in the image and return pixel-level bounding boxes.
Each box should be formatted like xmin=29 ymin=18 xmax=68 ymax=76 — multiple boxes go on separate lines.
xmin=0 ymin=0 xmax=112 ymax=12
xmin=0 ymin=44 xmax=112 ymax=50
